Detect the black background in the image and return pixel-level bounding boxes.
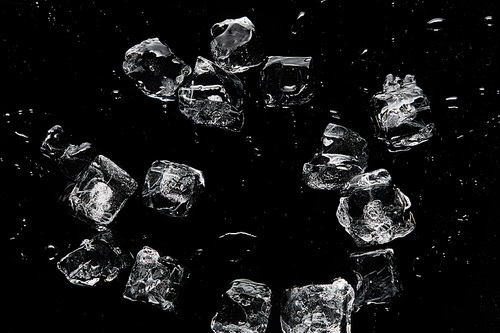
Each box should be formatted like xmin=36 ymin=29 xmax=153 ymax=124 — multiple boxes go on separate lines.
xmin=1 ymin=0 xmax=499 ymax=332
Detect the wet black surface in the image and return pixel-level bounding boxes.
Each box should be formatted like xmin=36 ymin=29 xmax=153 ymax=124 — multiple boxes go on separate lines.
xmin=1 ymin=0 xmax=499 ymax=332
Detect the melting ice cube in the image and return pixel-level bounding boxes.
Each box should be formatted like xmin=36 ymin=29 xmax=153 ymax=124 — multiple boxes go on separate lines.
xmin=260 ymin=56 xmax=314 ymax=108
xmin=123 ymin=37 xmax=192 ymax=102
xmin=57 ymin=231 xmax=133 ymax=287
xmin=142 ymin=160 xmax=205 ymax=217
xmin=123 ymin=246 xmax=189 ymax=311
xmin=303 ymin=123 xmax=369 ymax=190
xmin=280 ymin=278 xmax=354 ymax=333
xmin=178 ymin=56 xmax=244 ymax=131
xmin=349 ymin=248 xmax=402 ymax=310
xmin=336 ymin=169 xmax=415 ymax=247
xmin=210 ymin=16 xmax=265 ymax=73
xmin=66 ymin=155 xmax=138 ymax=230
xmin=41 ymin=125 xmax=97 ymax=180
xmin=211 ymin=279 xmax=272 ymax=333
xmin=371 ymin=74 xmax=435 ymax=152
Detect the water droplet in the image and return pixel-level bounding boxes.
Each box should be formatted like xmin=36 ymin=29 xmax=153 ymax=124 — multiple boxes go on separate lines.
xmin=291 ymin=11 xmax=307 ymax=35
xmin=485 ymin=15 xmax=493 ymax=27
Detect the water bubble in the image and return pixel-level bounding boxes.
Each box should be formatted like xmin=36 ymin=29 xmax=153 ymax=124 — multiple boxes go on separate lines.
xmin=427 ymin=17 xmax=445 ymax=31
xmin=45 ymin=244 xmax=59 ymax=261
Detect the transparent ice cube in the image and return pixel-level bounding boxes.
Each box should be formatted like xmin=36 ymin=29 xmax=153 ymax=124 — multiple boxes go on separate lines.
xmin=210 ymin=16 xmax=265 ymax=73
xmin=142 ymin=160 xmax=205 ymax=217
xmin=349 ymin=248 xmax=402 ymax=311
xmin=178 ymin=56 xmax=244 ymax=131
xmin=123 ymin=246 xmax=189 ymax=312
xmin=66 ymin=155 xmax=138 ymax=230
xmin=57 ymin=231 xmax=133 ymax=287
xmin=211 ymin=279 xmax=272 ymax=333
xmin=280 ymin=278 xmax=354 ymax=333
xmin=40 ymin=125 xmax=97 ymax=180
xmin=372 ymin=74 xmax=435 ymax=152
xmin=260 ymin=56 xmax=314 ymax=108
xmin=123 ymin=37 xmax=192 ymax=102
xmin=336 ymin=169 xmax=415 ymax=247
xmin=303 ymin=123 xmax=369 ymax=190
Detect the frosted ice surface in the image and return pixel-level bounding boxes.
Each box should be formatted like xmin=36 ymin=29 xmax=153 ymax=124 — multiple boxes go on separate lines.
xmin=67 ymin=155 xmax=138 ymax=230
xmin=123 ymin=37 xmax=192 ymax=102
xmin=40 ymin=125 xmax=96 ymax=180
xmin=211 ymin=279 xmax=272 ymax=333
xmin=350 ymin=248 xmax=402 ymax=310
xmin=303 ymin=123 xmax=368 ymax=190
xmin=178 ymin=56 xmax=244 ymax=131
xmin=142 ymin=160 xmax=205 ymax=217
xmin=336 ymin=169 xmax=415 ymax=247
xmin=260 ymin=56 xmax=313 ymax=108
xmin=210 ymin=16 xmax=265 ymax=73
xmin=372 ymin=74 xmax=435 ymax=152
xmin=280 ymin=278 xmax=354 ymax=333
xmin=57 ymin=231 xmax=133 ymax=287
xmin=123 ymin=246 xmax=189 ymax=311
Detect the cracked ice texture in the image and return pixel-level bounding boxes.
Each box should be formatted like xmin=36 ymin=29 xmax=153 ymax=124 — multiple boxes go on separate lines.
xmin=372 ymin=74 xmax=435 ymax=152
xmin=303 ymin=123 xmax=369 ymax=190
xmin=123 ymin=37 xmax=192 ymax=101
xmin=210 ymin=16 xmax=265 ymax=73
xmin=67 ymin=155 xmax=138 ymax=230
xmin=57 ymin=231 xmax=133 ymax=287
xmin=280 ymin=278 xmax=354 ymax=333
xmin=349 ymin=248 xmax=402 ymax=311
xmin=123 ymin=246 xmax=189 ymax=311
xmin=260 ymin=56 xmax=314 ymax=108
xmin=336 ymin=169 xmax=414 ymax=247
xmin=40 ymin=125 xmax=97 ymax=180
xmin=142 ymin=160 xmax=205 ymax=217
xmin=211 ymin=279 xmax=272 ymax=333
xmin=178 ymin=56 xmax=244 ymax=131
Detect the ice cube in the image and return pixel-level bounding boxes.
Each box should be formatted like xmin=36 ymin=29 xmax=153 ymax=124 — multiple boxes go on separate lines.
xmin=123 ymin=37 xmax=192 ymax=102
xmin=260 ymin=56 xmax=314 ymax=108
xmin=211 ymin=279 xmax=272 ymax=333
xmin=123 ymin=246 xmax=189 ymax=312
xmin=66 ymin=155 xmax=138 ymax=230
xmin=210 ymin=16 xmax=265 ymax=73
xmin=142 ymin=160 xmax=205 ymax=217
xmin=280 ymin=278 xmax=354 ymax=333
xmin=57 ymin=231 xmax=133 ymax=287
xmin=178 ymin=56 xmax=244 ymax=131
xmin=371 ymin=74 xmax=435 ymax=152
xmin=303 ymin=123 xmax=369 ymax=190
xmin=349 ymin=248 xmax=402 ymax=310
xmin=40 ymin=125 xmax=97 ymax=180
xmin=336 ymin=169 xmax=415 ymax=247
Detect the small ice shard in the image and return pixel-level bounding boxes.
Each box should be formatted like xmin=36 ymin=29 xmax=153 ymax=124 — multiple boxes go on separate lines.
xmin=211 ymin=279 xmax=272 ymax=333
xmin=303 ymin=123 xmax=369 ymax=190
xmin=210 ymin=16 xmax=265 ymax=73
xmin=142 ymin=160 xmax=205 ymax=217
xmin=280 ymin=278 xmax=354 ymax=333
xmin=123 ymin=37 xmax=192 ymax=102
xmin=349 ymin=248 xmax=402 ymax=311
xmin=260 ymin=56 xmax=314 ymax=108
xmin=178 ymin=56 xmax=244 ymax=131
xmin=41 ymin=125 xmax=97 ymax=180
xmin=123 ymin=246 xmax=189 ymax=311
xmin=336 ymin=169 xmax=415 ymax=247
xmin=67 ymin=155 xmax=138 ymax=230
xmin=57 ymin=231 xmax=133 ymax=287
xmin=371 ymin=74 xmax=435 ymax=152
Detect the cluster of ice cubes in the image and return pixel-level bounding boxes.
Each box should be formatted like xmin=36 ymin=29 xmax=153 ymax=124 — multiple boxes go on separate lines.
xmin=40 ymin=127 xmax=201 ymax=311
xmin=122 ymin=16 xmax=314 ymax=132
